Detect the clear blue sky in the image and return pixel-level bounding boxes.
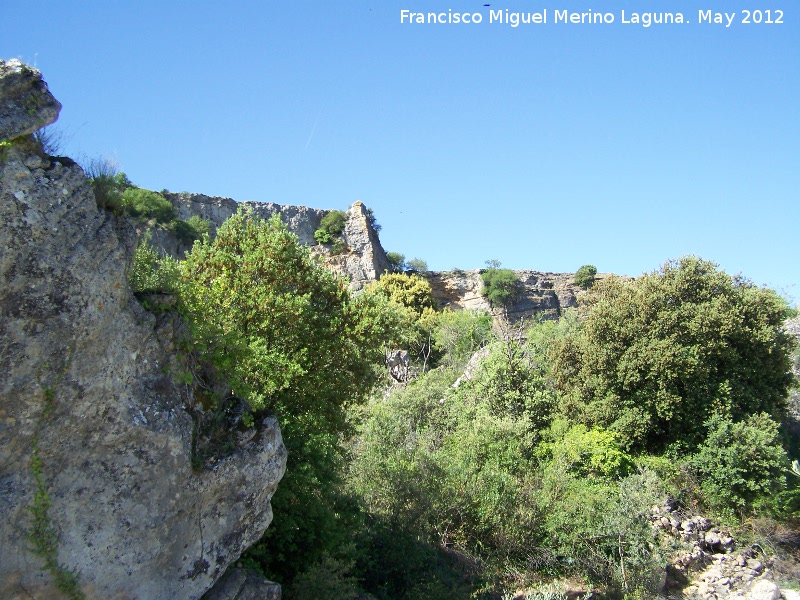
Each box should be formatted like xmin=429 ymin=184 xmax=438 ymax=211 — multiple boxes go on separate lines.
xmin=3 ymin=1 xmax=798 ymax=301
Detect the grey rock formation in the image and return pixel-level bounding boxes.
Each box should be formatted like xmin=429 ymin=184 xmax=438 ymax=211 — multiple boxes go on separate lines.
xmin=0 ymin=60 xmax=286 ymax=600
xmin=202 ymin=568 xmax=281 ymax=600
xmin=424 ymin=269 xmax=584 ymax=321
xmin=153 ymin=193 xmax=390 ymax=290
xmin=0 ymin=59 xmax=61 ymax=141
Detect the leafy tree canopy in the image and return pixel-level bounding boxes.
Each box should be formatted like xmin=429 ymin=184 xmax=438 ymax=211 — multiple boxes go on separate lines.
xmin=552 ymin=256 xmax=795 ymax=451
xmin=481 ymin=267 xmax=520 ymax=309
xmin=180 ymin=209 xmax=396 ymax=432
xmin=574 ymin=264 xmax=597 ymax=289
xmin=386 ymin=252 xmax=407 ymax=273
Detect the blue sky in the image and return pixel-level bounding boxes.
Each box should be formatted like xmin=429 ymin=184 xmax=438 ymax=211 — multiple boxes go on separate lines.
xmin=3 ymin=1 xmax=798 ymax=301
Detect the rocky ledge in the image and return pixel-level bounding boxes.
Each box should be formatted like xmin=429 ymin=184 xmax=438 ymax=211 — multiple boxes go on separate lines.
xmin=0 ymin=59 xmax=286 ymax=599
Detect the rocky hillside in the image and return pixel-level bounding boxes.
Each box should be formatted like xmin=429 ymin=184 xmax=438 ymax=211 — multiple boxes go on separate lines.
xmin=151 ymin=192 xmax=391 ymax=291
xmin=0 ymin=59 xmax=286 ymax=599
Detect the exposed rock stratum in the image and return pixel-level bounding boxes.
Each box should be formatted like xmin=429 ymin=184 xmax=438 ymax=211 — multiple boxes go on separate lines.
xmin=0 ymin=59 xmax=287 ymax=599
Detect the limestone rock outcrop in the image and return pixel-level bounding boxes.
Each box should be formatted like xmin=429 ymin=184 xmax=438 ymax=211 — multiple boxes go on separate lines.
xmin=0 ymin=59 xmax=286 ymax=600
xmin=0 ymin=59 xmax=61 ymax=141
xmin=424 ymin=269 xmax=586 ymax=321
xmin=153 ymin=192 xmax=390 ymax=290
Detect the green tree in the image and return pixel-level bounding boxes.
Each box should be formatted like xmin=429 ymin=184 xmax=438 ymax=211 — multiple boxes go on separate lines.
xmin=370 ymin=273 xmax=436 ymax=319
xmin=574 ymin=264 xmax=597 ymax=289
xmin=180 ymin=208 xmax=390 ymax=422
xmin=129 ymin=230 xmax=180 ymax=294
xmin=172 ymin=214 xmax=210 ymax=245
xmin=481 ymin=267 xmax=520 ymax=309
xmin=691 ymin=412 xmax=788 ymax=513
xmin=431 ymin=309 xmax=492 ymax=368
xmin=386 ymin=251 xmax=407 ymax=273
xmin=408 ymin=257 xmax=428 ymax=273
xmin=180 ymin=209 xmax=406 ymax=584
xmin=552 ymin=256 xmax=795 ymax=451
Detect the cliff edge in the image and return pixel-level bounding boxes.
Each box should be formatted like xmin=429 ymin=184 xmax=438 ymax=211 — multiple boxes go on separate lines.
xmin=0 ymin=59 xmax=287 ymax=599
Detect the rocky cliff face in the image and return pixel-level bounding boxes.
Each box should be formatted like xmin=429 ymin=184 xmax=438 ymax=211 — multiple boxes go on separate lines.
xmin=424 ymin=269 xmax=587 ymax=321
xmin=152 ymin=192 xmax=390 ymax=290
xmin=0 ymin=59 xmax=286 ymax=600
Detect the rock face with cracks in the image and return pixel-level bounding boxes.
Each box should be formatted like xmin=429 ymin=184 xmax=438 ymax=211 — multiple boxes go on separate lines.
xmin=0 ymin=59 xmax=287 ymax=600
xmin=152 ymin=192 xmax=391 ymax=290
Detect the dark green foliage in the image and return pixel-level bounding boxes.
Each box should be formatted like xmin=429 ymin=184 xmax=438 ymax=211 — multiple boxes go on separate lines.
xmin=331 ymin=237 xmax=349 ymax=255
xmin=365 ymin=207 xmax=381 ymax=233
xmin=181 ymin=209 xmax=406 ymax=586
xmin=691 ymin=413 xmax=788 ymax=513
xmin=180 ymin=209 xmax=386 ymax=417
xmin=386 ymin=252 xmax=407 ymax=273
xmin=481 ymin=267 xmax=520 ymax=309
xmin=574 ymin=264 xmax=597 ymax=289
xmin=129 ymin=231 xmax=179 ymax=294
xmin=553 ymin=256 xmax=795 ymax=452
xmin=290 ymin=552 xmax=361 ymax=600
xmin=172 ymin=215 xmax=210 ymax=245
xmin=121 ymin=188 xmax=175 ymax=223
xmin=314 ymin=209 xmax=347 ymax=244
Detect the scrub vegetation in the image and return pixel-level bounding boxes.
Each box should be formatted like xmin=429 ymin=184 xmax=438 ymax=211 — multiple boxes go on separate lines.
xmin=128 ymin=203 xmax=799 ymax=599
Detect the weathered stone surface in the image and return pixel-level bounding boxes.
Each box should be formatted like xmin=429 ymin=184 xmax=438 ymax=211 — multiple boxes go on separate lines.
xmin=747 ymin=579 xmax=781 ymax=600
xmin=154 ymin=193 xmax=389 ymax=290
xmin=423 ymin=269 xmax=588 ymax=321
xmin=0 ymin=67 xmax=286 ymax=599
xmin=202 ymin=568 xmax=281 ymax=600
xmin=0 ymin=59 xmax=61 ymax=141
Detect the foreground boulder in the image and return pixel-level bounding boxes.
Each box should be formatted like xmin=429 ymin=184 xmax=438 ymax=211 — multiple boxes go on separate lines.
xmin=0 ymin=59 xmax=286 ymax=599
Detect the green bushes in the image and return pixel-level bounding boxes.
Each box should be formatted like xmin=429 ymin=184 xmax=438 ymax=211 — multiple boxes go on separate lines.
xmin=121 ymin=188 xmax=175 ymax=222
xmin=552 ymin=256 xmax=794 ymax=452
xmin=481 ymin=262 xmax=520 ymax=309
xmin=129 ymin=231 xmax=180 ymax=294
xmin=83 ymin=157 xmax=133 ymax=212
xmin=691 ymin=413 xmax=788 ymax=513
xmin=314 ymin=209 xmax=347 ymax=243
xmin=171 ymin=214 xmax=210 ymax=245
xmin=574 ymin=264 xmax=597 ymax=288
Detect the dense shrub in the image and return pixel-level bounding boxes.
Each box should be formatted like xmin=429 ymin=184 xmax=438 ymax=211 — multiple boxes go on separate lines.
xmin=172 ymin=215 xmax=210 ymax=245
xmin=481 ymin=267 xmax=520 ymax=309
xmin=314 ymin=209 xmax=347 ymax=244
xmin=370 ymin=273 xmax=436 ymax=319
xmin=121 ymin=188 xmax=175 ymax=223
xmin=574 ymin=264 xmax=597 ymax=288
xmin=180 ymin=209 xmax=407 ymax=585
xmin=552 ymin=256 xmax=795 ymax=452
xmin=129 ymin=231 xmax=179 ymax=294
xmin=691 ymin=413 xmax=788 ymax=513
